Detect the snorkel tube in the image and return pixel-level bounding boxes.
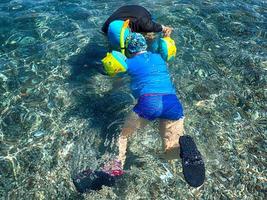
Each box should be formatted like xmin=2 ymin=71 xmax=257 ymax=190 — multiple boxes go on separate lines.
xmin=120 ymin=19 xmax=130 ymax=55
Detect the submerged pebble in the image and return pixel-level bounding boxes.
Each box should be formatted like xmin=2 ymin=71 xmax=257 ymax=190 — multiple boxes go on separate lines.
xmin=19 ymin=36 xmax=36 ymax=46
xmin=0 ymin=73 xmax=8 ymax=81
xmin=32 ymin=130 xmax=46 ymax=138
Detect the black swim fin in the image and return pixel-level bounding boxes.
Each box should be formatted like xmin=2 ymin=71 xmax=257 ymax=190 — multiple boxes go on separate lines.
xmin=72 ymin=169 xmax=116 ymax=193
xmin=179 ymin=135 xmax=205 ymax=187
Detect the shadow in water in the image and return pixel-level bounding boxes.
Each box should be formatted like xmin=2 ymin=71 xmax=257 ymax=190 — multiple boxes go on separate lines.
xmin=68 ymin=33 xmax=107 ymax=79
xmin=65 ymin=32 xmax=133 ymax=176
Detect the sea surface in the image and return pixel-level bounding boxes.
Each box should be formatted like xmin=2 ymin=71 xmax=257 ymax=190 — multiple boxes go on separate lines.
xmin=0 ymin=0 xmax=266 ymax=199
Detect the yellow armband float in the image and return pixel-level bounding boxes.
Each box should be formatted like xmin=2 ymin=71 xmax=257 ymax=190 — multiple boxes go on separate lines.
xmin=159 ymin=37 xmax=177 ymax=62
xmin=107 ymin=20 xmax=131 ymax=50
xmin=101 ymin=51 xmax=128 ymax=77
xmin=120 ymin=19 xmax=130 ymax=55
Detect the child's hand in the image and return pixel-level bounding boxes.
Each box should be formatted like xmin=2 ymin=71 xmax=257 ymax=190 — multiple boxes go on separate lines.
xmin=162 ymin=25 xmax=173 ymax=37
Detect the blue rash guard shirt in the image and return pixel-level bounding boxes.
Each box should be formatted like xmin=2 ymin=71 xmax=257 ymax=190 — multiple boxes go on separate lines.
xmin=126 ymin=52 xmax=176 ymax=98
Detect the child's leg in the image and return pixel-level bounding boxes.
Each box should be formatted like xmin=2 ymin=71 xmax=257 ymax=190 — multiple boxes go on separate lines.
xmin=118 ymin=111 xmax=149 ymax=167
xmin=159 ymin=118 xmax=184 ymax=154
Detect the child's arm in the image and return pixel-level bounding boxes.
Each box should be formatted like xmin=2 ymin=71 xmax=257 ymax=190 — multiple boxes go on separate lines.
xmin=138 ymin=17 xmax=163 ymax=32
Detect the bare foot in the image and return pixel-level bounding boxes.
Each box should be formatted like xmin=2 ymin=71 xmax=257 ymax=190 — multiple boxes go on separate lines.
xmin=102 ymin=159 xmax=125 ymax=176
xmin=159 ymin=147 xmax=180 ymax=160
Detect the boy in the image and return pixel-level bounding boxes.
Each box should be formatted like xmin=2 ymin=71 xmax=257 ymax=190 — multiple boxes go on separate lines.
xmin=73 ymin=33 xmax=205 ymax=192
xmin=109 ymin=33 xmax=205 ymax=187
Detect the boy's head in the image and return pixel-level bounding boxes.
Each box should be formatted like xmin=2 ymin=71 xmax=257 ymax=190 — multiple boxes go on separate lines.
xmin=126 ymin=33 xmax=147 ymax=54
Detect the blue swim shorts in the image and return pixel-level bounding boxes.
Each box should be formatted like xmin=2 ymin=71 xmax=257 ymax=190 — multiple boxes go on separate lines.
xmin=133 ymin=94 xmax=184 ymax=121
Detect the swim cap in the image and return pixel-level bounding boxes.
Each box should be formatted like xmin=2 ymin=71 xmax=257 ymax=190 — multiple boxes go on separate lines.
xmin=101 ymin=51 xmax=128 ymax=77
xmin=126 ymin=32 xmax=147 ymax=54
xmin=108 ymin=20 xmax=130 ymax=48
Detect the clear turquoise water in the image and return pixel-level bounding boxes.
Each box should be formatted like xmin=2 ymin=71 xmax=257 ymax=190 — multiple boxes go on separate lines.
xmin=0 ymin=0 xmax=266 ymax=199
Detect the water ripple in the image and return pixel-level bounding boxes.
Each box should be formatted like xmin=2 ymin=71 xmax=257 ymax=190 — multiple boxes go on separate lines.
xmin=0 ymin=0 xmax=266 ymax=199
